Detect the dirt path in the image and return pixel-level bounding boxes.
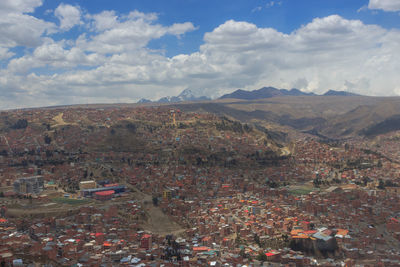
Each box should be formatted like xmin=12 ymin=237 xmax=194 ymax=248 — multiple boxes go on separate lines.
xmin=52 ymin=112 xmax=77 ymax=127
xmin=141 ymin=194 xmax=186 ymax=236
xmin=0 ymin=135 xmax=12 ymax=153
xmin=280 ymin=146 xmax=291 ymax=156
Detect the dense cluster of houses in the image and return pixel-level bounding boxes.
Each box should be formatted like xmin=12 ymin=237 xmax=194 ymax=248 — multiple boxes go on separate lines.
xmin=0 ymin=107 xmax=399 ymax=266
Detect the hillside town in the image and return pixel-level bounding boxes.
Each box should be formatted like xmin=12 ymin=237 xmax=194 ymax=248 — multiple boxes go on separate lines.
xmin=0 ymin=107 xmax=399 ymax=266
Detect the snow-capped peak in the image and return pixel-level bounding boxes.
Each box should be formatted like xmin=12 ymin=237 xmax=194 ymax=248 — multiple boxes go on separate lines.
xmin=178 ymin=88 xmax=196 ymax=101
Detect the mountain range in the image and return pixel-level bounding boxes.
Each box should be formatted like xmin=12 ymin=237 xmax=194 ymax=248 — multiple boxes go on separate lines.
xmin=219 ymin=87 xmax=360 ymax=100
xmin=140 ymin=87 xmax=362 ymax=104
xmin=323 ymin=90 xmax=360 ymax=97
xmin=219 ymin=87 xmax=316 ymax=100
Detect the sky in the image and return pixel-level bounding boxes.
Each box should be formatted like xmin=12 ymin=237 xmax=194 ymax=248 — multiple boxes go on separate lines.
xmin=1 ymin=0 xmax=400 ymax=109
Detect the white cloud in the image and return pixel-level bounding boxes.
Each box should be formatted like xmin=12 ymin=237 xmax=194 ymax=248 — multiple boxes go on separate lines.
xmin=368 ymin=0 xmax=400 ymax=11
xmin=192 ymin=15 xmax=399 ymax=97
xmin=0 ymin=2 xmax=55 ymax=48
xmin=168 ymin=22 xmax=197 ymax=37
xmin=55 ymin=4 xmax=82 ymax=30
xmin=88 ymin=10 xmax=118 ymax=31
xmin=252 ymin=6 xmax=263 ymax=13
xmin=252 ymin=1 xmax=282 ymax=12
xmin=395 ymin=87 xmax=400 ymax=96
xmin=0 ymin=47 xmax=15 ymax=60
xmin=1 ymin=9 xmax=400 ymax=109
xmin=127 ymin=10 xmax=158 ymax=21
xmin=78 ymin=10 xmax=195 ymax=54
xmin=0 ymin=0 xmax=55 ymax=64
xmin=8 ymin=39 xmax=105 ymax=74
xmin=0 ymin=0 xmax=43 ymax=13
xmin=0 ymin=7 xmax=198 ymax=108
xmin=357 ymin=5 xmax=368 ymax=12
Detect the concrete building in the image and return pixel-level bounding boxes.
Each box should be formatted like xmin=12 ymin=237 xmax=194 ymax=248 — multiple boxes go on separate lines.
xmin=79 ymin=180 xmax=97 ymax=190
xmin=13 ymin=176 xmax=44 ymax=195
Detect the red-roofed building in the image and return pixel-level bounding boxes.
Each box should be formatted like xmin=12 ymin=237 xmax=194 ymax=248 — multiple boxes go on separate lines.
xmin=141 ymin=234 xmax=152 ymax=249
xmin=193 ymin=246 xmax=210 ymax=252
xmin=265 ymin=250 xmax=281 ymax=262
xmin=95 ymin=190 xmax=114 ymax=201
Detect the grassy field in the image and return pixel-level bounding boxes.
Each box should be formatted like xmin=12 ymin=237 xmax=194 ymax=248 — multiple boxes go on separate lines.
xmin=288 ymin=186 xmax=315 ymax=196
xmin=51 ymin=197 xmax=91 ymax=205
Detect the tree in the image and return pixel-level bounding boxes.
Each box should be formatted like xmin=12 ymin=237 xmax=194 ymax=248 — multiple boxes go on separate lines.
xmin=152 ymin=196 xmax=159 ymax=206
xmin=256 ymin=252 xmax=268 ymax=262
xmin=12 ymin=119 xmax=28 ymax=129
xmin=125 ymin=122 xmax=137 ymax=133
xmin=239 ymin=247 xmax=246 ymax=258
xmin=377 ymin=179 xmax=385 ymax=190
xmin=266 ymin=180 xmax=279 ymax=188
xmin=377 ymin=160 xmax=382 ymax=168
xmin=385 ymin=180 xmax=396 ymax=187
xmin=235 ymin=235 xmax=241 ymax=245
xmin=313 ymin=178 xmax=321 ymax=187
xmin=254 ymin=233 xmax=261 ymax=246
xmin=282 ymin=233 xmax=289 ymax=242
xmin=45 ymin=150 xmax=53 ymax=157
xmin=44 ymin=135 xmax=52 ymax=144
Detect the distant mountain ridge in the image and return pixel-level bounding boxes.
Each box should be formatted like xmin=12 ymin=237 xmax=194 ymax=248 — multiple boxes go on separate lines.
xmin=139 ymin=87 xmax=362 ymax=104
xmin=219 ymin=87 xmax=360 ymax=100
xmin=219 ymin=87 xmax=315 ymax=100
xmin=323 ymin=90 xmax=360 ymax=96
xmin=137 ymin=89 xmax=210 ymax=104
